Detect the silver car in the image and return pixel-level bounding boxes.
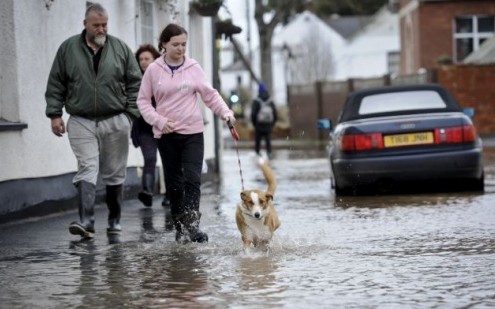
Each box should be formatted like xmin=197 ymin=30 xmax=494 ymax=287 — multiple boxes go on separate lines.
xmin=318 ymin=84 xmax=484 ymax=195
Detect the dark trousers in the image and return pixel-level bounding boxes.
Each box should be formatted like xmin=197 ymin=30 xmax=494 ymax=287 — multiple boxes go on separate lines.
xmin=139 ymin=131 xmax=158 ymax=176
xmin=157 ymin=133 xmax=204 ymax=216
xmin=254 ymin=127 xmax=273 ymax=155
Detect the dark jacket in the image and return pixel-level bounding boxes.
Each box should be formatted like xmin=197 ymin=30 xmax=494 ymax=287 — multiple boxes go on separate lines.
xmin=250 ymin=92 xmax=278 ymax=130
xmin=45 ymin=30 xmax=142 ymax=121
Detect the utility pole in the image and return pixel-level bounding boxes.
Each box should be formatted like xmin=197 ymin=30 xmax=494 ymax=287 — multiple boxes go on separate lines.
xmin=212 ymin=17 xmax=221 ymax=174
xmin=246 ymin=0 xmax=254 ymax=92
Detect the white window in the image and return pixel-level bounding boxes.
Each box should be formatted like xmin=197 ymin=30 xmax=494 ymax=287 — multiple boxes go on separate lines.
xmin=359 ymin=91 xmax=447 ymax=115
xmin=140 ymin=0 xmax=154 ymax=45
xmin=387 ymin=51 xmax=400 ymax=77
xmin=454 ymin=15 xmax=494 ymax=62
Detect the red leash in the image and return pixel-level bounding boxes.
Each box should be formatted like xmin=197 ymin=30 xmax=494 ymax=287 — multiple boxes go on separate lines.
xmin=227 ymin=120 xmax=245 ymax=191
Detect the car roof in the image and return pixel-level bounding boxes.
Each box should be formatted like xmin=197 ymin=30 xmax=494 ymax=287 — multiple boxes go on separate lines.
xmin=338 ymin=83 xmax=462 ymax=123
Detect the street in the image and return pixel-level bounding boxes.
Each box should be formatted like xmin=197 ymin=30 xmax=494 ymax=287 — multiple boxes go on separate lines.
xmin=1 ymin=146 xmax=494 ymax=308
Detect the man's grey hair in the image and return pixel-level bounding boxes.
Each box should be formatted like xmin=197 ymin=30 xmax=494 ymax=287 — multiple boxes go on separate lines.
xmin=85 ymin=3 xmax=107 ymax=19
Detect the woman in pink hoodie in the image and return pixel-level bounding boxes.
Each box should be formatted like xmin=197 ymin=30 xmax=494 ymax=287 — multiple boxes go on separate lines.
xmin=137 ymin=23 xmax=235 ymax=243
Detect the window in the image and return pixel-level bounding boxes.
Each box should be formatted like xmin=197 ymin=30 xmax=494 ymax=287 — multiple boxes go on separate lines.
xmin=454 ymin=16 xmax=494 ymax=62
xmin=140 ymin=0 xmax=154 ymax=45
xmin=387 ymin=51 xmax=400 ymax=77
xmin=359 ymin=91 xmax=447 ymax=115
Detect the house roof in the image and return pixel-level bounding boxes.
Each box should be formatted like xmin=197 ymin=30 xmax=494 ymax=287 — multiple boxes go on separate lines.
xmin=463 ymin=35 xmax=495 ymax=64
xmin=335 ymin=5 xmax=399 ymax=80
xmin=325 ymin=15 xmax=372 ymax=39
xmin=272 ymin=10 xmax=346 ymax=58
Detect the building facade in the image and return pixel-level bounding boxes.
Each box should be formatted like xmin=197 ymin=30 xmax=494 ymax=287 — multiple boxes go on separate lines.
xmin=399 ymin=0 xmax=495 ymax=74
xmin=0 ymin=0 xmax=222 ymax=222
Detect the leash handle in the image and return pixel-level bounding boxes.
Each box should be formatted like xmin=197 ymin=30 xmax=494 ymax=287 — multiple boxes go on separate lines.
xmin=227 ymin=120 xmax=239 ymax=141
xmin=227 ymin=119 xmax=244 ymax=190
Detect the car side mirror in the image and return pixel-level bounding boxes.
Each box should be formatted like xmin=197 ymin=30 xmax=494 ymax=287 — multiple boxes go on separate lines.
xmin=463 ymin=107 xmax=475 ymax=118
xmin=317 ymin=118 xmax=332 ymax=130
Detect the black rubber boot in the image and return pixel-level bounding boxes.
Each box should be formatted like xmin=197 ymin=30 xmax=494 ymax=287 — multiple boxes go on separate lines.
xmin=161 ymin=194 xmax=171 ymax=207
xmin=173 ymin=214 xmax=188 ymax=244
xmin=170 ymin=189 xmax=186 ymax=242
xmin=69 ymin=181 xmax=96 ymax=239
xmin=184 ymin=211 xmax=208 ymax=243
xmin=106 ymin=184 xmax=123 ymax=234
xmin=138 ymin=173 xmax=154 ymax=207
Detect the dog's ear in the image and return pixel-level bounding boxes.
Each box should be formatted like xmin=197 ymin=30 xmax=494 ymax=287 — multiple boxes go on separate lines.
xmin=266 ymin=192 xmax=274 ymax=201
xmin=240 ymin=191 xmax=248 ymax=201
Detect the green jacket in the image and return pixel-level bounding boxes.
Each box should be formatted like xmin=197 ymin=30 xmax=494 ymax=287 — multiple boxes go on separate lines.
xmin=45 ymin=30 xmax=142 ymax=121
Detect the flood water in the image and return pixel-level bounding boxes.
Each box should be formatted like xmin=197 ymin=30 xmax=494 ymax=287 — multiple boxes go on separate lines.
xmin=1 ymin=148 xmax=495 ymax=308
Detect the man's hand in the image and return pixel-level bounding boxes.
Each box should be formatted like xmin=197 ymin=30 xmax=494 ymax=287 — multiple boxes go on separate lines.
xmin=51 ymin=117 xmax=65 ymax=137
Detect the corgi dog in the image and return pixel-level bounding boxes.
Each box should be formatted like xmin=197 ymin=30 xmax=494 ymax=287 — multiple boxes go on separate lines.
xmin=236 ymin=157 xmax=280 ymax=253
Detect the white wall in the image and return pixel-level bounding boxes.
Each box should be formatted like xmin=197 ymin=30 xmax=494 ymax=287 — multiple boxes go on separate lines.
xmin=218 ymin=7 xmax=399 ymax=107
xmin=0 ymin=0 xmax=85 ymax=182
xmin=335 ymin=6 xmax=399 ymax=80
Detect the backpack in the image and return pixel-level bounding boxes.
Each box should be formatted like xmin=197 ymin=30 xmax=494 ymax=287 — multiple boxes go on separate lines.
xmin=256 ymin=98 xmax=274 ymax=124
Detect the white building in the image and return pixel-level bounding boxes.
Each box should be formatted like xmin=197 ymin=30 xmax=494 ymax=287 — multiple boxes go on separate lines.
xmin=335 ymin=5 xmax=400 ymax=80
xmin=0 ymin=0 xmax=222 ymax=220
xmin=219 ymin=7 xmax=399 ymax=106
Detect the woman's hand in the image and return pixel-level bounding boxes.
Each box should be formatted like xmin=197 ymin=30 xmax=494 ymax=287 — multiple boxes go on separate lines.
xmin=162 ymin=119 xmax=176 ymax=134
xmin=224 ymin=115 xmax=236 ymax=125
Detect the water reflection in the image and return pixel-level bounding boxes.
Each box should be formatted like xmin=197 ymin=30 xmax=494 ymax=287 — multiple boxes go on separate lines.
xmin=2 ymin=148 xmax=495 ymax=308
xmin=215 ymin=254 xmax=283 ymax=308
xmin=103 ymin=240 xmax=134 ymax=306
xmin=333 ymin=192 xmax=482 ymax=209
xmin=69 ymin=239 xmax=102 ymax=307
xmin=139 ymin=207 xmax=174 ymax=243
xmin=137 ymin=246 xmax=215 ymax=308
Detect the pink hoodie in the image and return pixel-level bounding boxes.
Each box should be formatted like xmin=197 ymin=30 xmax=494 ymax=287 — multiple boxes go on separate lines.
xmin=137 ymin=55 xmax=234 ymax=138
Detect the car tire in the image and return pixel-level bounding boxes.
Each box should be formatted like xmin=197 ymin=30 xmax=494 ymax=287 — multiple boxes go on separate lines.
xmin=334 ymin=183 xmax=351 ymax=196
xmin=469 ymin=172 xmax=484 ymax=192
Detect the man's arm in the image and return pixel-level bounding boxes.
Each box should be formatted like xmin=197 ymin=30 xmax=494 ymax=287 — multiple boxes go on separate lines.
xmin=124 ymin=46 xmax=142 ymax=121
xmin=45 ymin=47 xmax=67 ymax=119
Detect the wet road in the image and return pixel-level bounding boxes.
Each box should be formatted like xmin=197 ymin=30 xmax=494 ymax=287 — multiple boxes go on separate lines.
xmin=1 ymin=147 xmax=495 ymax=308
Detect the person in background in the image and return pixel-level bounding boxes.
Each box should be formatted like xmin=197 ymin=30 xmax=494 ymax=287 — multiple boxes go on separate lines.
xmin=131 ymin=44 xmax=171 ymax=208
xmin=45 ymin=3 xmax=141 ymax=239
xmin=137 ymin=23 xmax=235 ymax=243
xmin=251 ymin=83 xmax=278 ymax=158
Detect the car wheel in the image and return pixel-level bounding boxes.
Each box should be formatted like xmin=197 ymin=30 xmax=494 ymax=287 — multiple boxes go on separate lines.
xmin=469 ymin=172 xmax=484 ymax=192
xmin=334 ymin=183 xmax=352 ymax=196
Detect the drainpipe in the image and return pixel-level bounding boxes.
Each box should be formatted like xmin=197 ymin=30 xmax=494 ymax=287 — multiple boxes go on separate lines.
xmin=212 ymin=17 xmax=221 ymax=174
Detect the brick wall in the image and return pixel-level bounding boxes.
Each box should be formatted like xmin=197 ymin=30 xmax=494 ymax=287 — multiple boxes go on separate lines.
xmin=399 ymin=0 xmax=495 ymax=74
xmin=436 ymin=64 xmax=495 ymax=135
xmin=287 ymin=84 xmax=320 ymax=140
xmin=287 ymin=65 xmax=495 ymax=139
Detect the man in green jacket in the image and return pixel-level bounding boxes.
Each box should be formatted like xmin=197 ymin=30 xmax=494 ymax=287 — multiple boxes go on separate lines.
xmin=45 ymin=3 xmax=141 ymax=239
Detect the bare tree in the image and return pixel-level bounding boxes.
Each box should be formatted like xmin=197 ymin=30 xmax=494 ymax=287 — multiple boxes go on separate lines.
xmin=254 ymin=0 xmax=304 ymax=92
xmin=288 ymin=28 xmax=335 ymax=84
xmin=253 ymin=0 xmax=386 ymax=91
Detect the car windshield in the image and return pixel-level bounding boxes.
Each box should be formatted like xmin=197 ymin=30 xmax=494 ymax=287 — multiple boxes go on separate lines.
xmin=359 ymin=90 xmax=447 ymax=115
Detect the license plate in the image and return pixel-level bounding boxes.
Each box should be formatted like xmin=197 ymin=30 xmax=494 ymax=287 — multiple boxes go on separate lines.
xmin=384 ymin=132 xmax=434 ymax=147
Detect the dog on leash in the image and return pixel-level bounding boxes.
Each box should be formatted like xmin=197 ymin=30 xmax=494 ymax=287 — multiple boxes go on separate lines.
xmin=236 ymin=157 xmax=280 ymax=253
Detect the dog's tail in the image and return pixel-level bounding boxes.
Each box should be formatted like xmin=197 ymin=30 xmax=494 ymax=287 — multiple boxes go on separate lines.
xmin=258 ymin=157 xmax=277 ymax=195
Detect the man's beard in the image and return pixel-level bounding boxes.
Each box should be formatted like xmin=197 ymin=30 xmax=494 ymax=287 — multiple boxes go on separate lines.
xmin=94 ymin=35 xmax=106 ymax=47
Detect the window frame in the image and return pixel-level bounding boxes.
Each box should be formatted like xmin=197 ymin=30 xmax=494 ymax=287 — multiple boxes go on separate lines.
xmin=453 ymin=15 xmax=495 ymax=63
xmin=139 ymin=0 xmax=155 ymax=46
